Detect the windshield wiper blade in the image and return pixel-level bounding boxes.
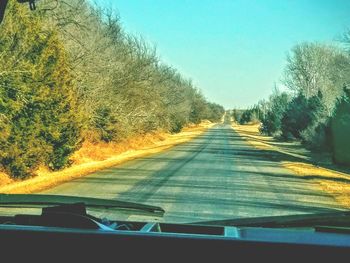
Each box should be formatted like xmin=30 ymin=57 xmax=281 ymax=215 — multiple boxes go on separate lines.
xmin=192 ymin=210 xmax=350 ymax=228
xmin=0 ymin=194 xmax=165 ymax=216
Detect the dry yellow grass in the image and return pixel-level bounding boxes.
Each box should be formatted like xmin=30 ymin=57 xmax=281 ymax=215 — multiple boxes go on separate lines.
xmin=0 ymin=122 xmax=214 ymax=194
xmin=283 ymin=162 xmax=350 ymax=208
xmin=71 ymin=132 xmax=168 ymax=165
xmin=232 ymin=123 xmax=272 ymax=150
xmin=232 ymin=123 xmax=350 ymax=209
xmin=0 ymin=172 xmax=13 ymax=186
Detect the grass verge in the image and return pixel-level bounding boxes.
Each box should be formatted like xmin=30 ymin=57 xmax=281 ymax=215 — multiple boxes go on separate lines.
xmin=232 ymin=123 xmax=350 ymax=209
xmin=0 ymin=122 xmax=214 ymax=194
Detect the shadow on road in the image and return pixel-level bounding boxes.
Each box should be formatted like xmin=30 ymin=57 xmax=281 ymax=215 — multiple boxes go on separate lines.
xmin=46 ymin=124 xmax=343 ymax=222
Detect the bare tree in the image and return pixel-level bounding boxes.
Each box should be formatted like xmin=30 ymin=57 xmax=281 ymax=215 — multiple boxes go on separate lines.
xmin=284 ymin=42 xmax=349 ymax=115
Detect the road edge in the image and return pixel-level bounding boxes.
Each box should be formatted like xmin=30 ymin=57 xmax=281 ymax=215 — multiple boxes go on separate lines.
xmin=0 ymin=123 xmax=215 ymax=194
xmin=231 ymin=123 xmax=350 ymax=209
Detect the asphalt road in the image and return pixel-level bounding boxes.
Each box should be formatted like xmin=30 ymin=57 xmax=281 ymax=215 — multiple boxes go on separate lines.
xmin=43 ymin=124 xmax=341 ymax=223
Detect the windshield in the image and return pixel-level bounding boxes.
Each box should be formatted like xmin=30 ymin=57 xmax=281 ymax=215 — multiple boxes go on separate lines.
xmin=0 ymin=0 xmax=349 ymax=225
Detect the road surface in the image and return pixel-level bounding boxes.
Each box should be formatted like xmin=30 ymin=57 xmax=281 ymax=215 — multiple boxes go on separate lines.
xmin=43 ymin=124 xmax=341 ymax=223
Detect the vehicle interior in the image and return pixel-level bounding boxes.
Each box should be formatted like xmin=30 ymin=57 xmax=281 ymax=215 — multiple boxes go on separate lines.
xmin=1 ymin=193 xmax=350 ymax=260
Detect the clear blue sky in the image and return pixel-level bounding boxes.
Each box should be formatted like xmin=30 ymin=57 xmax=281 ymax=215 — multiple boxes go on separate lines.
xmin=91 ymin=0 xmax=350 ymax=108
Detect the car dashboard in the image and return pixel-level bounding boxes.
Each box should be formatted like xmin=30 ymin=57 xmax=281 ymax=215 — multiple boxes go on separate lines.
xmin=0 ymin=208 xmax=350 ymax=260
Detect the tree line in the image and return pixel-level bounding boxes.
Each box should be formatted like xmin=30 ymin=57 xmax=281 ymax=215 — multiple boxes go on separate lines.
xmin=0 ymin=0 xmax=224 ymax=178
xmin=232 ymin=32 xmax=350 ymax=165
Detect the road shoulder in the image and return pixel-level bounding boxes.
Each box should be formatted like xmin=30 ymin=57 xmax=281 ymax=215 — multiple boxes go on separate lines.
xmin=232 ymin=123 xmax=350 ymax=209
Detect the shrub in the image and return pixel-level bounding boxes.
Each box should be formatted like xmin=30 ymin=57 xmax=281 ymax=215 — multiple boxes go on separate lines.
xmin=281 ymin=94 xmax=322 ymax=140
xmin=0 ymin=2 xmax=83 ymax=177
xmin=331 ymin=88 xmax=350 ymax=165
xmin=260 ymin=92 xmax=290 ymax=136
xmin=94 ymin=107 xmax=118 ymax=142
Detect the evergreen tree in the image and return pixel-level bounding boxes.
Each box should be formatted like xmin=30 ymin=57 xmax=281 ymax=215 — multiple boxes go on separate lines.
xmin=0 ymin=2 xmax=83 ymax=177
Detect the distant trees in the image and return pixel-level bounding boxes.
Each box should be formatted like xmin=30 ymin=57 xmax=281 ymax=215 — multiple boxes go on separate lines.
xmin=284 ymin=43 xmax=349 ymax=115
xmin=260 ymin=89 xmax=290 ymax=136
xmin=231 ymin=109 xmax=243 ymax=123
xmin=239 ymin=109 xmax=255 ymax=124
xmin=47 ymin=0 xmax=222 ymax=136
xmin=234 ymin=34 xmax=350 ymax=163
xmin=282 ymin=42 xmax=349 ymax=149
xmin=206 ymin=102 xmax=225 ymax=123
xmin=232 ymin=105 xmax=261 ymax=125
xmin=0 ymin=1 xmax=224 ymax=178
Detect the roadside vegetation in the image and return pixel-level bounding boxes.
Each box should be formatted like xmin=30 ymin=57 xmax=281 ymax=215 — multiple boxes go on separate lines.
xmin=0 ymin=122 xmax=213 ymax=193
xmin=0 ymin=1 xmax=224 ymax=179
xmin=231 ymin=31 xmax=350 ymax=208
xmin=232 ymin=33 xmax=350 ymax=166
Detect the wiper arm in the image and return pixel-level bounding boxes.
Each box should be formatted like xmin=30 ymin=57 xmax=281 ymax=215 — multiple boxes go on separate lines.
xmin=192 ymin=210 xmax=350 ymax=228
xmin=0 ymin=194 xmax=165 ymax=216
